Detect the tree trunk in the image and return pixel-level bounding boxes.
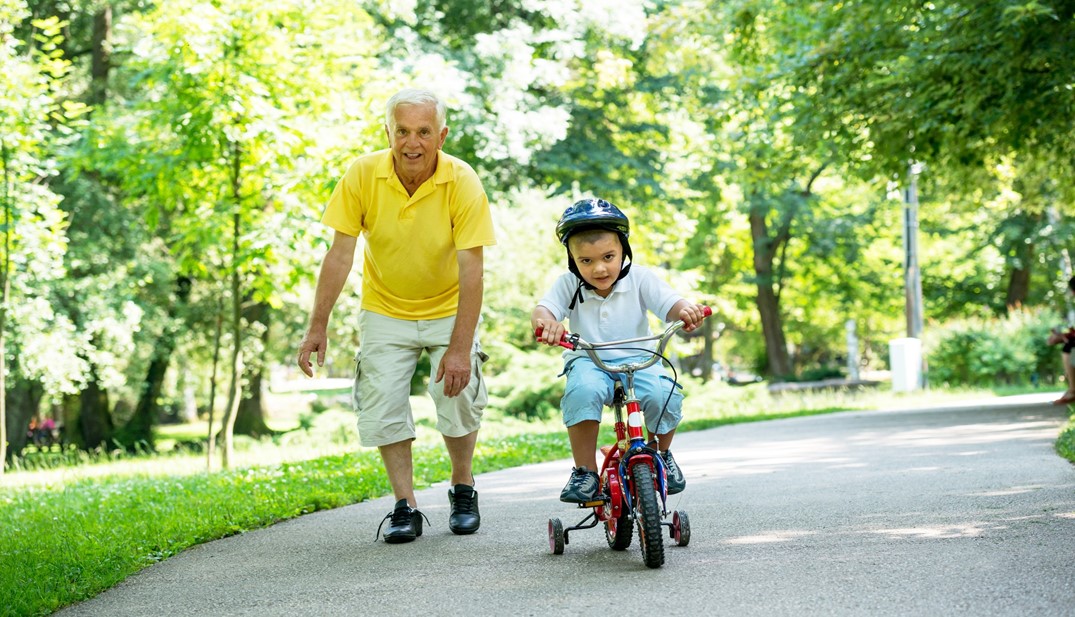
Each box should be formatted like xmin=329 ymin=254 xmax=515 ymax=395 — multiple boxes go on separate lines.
xmin=220 ymin=348 xmax=243 ymax=470
xmin=235 ymin=300 xmax=271 ymax=436
xmin=88 ymin=4 xmax=112 ymax=106
xmin=220 ymin=139 xmax=243 ymax=469
xmin=119 ymin=276 xmax=192 ymax=449
xmin=1005 ymin=259 xmax=1032 ymax=311
xmin=749 ymin=206 xmax=792 ymax=379
xmin=4 ymin=379 xmax=43 ymax=459
xmin=206 ymin=293 xmax=224 ymax=471
xmin=78 ymin=368 xmax=113 ymax=449
xmin=0 ymin=139 xmax=9 ymax=471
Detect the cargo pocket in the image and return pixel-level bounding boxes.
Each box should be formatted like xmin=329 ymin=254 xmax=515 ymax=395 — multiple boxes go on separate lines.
xmin=350 ymin=355 xmax=363 ymax=414
xmin=471 ymin=348 xmax=489 ymax=411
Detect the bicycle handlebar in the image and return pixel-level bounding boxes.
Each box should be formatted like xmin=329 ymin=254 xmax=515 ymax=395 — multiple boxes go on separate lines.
xmin=534 ymin=306 xmax=712 ymax=374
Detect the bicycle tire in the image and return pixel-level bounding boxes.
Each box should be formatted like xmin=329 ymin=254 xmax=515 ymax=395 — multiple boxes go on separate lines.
xmin=630 ymin=461 xmax=665 ymax=568
xmin=605 ymin=506 xmax=633 ymax=550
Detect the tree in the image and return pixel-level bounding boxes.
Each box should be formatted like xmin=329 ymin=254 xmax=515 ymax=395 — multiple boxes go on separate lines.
xmin=85 ymin=0 xmax=385 ymax=466
xmin=0 ymin=4 xmax=85 ymax=466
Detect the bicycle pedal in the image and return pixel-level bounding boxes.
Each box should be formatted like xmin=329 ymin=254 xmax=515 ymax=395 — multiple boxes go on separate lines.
xmin=580 ymin=499 xmax=605 ymax=508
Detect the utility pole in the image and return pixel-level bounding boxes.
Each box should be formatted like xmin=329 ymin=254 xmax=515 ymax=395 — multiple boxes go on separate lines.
xmin=903 ymin=162 xmax=924 ymax=340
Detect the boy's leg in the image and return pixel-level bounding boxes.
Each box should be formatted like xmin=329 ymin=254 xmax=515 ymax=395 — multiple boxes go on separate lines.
xmin=567 ymin=420 xmax=600 ymax=472
xmin=654 ymin=428 xmax=677 ymax=452
xmin=560 ymin=419 xmax=602 ymax=503
xmin=561 ymin=360 xmax=614 ymax=470
xmin=559 ymin=360 xmax=612 ymax=503
xmin=635 ymin=367 xmax=684 ymax=442
xmin=635 ymin=366 xmax=687 ymax=494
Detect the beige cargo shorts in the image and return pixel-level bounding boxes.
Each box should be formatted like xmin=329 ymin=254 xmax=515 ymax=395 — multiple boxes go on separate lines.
xmin=352 ymin=310 xmax=488 ymax=447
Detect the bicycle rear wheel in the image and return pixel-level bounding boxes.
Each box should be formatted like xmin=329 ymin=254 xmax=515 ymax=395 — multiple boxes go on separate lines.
xmin=630 ymin=461 xmax=665 ymax=568
xmin=605 ymin=507 xmax=632 ymax=550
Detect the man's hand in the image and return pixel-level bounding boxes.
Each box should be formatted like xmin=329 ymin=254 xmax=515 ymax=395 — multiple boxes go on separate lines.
xmin=297 ymin=328 xmax=328 ymax=378
xmin=435 ymin=345 xmax=471 ymax=398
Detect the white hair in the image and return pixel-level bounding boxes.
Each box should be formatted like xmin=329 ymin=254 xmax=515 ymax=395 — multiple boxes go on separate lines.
xmin=385 ymin=89 xmax=447 ymax=131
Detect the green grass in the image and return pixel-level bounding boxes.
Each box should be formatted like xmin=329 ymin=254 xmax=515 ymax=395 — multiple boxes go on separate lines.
xmin=0 ymin=381 xmax=1068 ymax=616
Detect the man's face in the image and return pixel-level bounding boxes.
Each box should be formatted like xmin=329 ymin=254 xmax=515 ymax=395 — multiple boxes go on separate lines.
xmin=386 ymin=102 xmax=448 ymax=183
xmin=569 ymin=232 xmax=623 ymax=297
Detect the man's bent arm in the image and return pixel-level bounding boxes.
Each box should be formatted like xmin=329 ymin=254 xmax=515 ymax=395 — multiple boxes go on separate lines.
xmin=298 ymin=231 xmax=358 ymax=377
xmin=437 ymin=246 xmax=484 ymax=396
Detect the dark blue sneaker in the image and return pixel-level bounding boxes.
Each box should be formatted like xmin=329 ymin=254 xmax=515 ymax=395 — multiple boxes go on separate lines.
xmin=560 ymin=467 xmax=600 ymax=503
xmin=662 ymin=450 xmax=685 ymax=495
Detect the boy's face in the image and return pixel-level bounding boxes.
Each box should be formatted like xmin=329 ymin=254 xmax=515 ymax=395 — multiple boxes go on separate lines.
xmin=568 ymin=231 xmax=623 ymax=297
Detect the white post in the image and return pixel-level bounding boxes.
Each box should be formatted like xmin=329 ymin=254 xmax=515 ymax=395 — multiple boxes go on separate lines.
xmin=903 ymin=162 xmax=924 ymax=340
xmin=845 ymin=319 xmax=860 ymax=382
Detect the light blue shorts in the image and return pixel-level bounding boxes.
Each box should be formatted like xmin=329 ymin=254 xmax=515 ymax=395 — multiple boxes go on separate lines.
xmin=560 ymin=356 xmax=683 ymax=435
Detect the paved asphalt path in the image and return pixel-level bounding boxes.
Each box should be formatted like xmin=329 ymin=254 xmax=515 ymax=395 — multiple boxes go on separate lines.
xmin=59 ymin=394 xmax=1075 ymax=616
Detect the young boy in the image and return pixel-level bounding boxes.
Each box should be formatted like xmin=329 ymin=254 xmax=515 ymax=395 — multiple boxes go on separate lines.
xmin=532 ymin=198 xmax=707 ymax=503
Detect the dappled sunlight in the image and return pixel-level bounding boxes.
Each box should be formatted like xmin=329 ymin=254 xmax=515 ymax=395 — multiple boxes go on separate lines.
xmin=678 ymin=436 xmax=857 ymax=478
xmin=850 ymin=419 xmax=1062 ymax=449
xmin=969 ymin=485 xmax=1042 ymax=497
xmin=723 ymin=529 xmax=817 ymax=545
xmin=867 ymin=524 xmax=991 ymax=539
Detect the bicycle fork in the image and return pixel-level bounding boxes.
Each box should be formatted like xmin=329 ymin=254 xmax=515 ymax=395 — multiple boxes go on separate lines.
xmin=612 ymin=378 xmax=670 ymax=513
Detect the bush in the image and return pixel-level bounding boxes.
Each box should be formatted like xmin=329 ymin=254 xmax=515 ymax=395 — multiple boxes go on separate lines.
xmin=485 ymin=346 xmax=565 ymax=421
xmin=926 ymin=307 xmax=1062 ymax=388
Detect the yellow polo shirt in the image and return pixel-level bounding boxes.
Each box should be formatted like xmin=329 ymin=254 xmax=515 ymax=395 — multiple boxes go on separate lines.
xmin=321 ymin=149 xmax=496 ymax=320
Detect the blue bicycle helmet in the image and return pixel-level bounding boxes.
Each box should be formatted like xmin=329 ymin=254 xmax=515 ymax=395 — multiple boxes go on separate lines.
xmin=556 ymin=198 xmax=634 ymax=308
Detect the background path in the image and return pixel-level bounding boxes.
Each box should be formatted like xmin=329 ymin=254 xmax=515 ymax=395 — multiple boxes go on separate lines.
xmin=60 ymin=394 xmax=1075 ymax=616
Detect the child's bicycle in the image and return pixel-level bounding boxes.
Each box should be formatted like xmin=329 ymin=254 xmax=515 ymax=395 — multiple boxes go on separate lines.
xmin=536 ymin=306 xmax=711 ymax=568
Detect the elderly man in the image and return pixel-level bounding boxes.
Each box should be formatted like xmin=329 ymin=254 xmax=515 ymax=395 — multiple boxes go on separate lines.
xmin=298 ymin=89 xmax=496 ymax=543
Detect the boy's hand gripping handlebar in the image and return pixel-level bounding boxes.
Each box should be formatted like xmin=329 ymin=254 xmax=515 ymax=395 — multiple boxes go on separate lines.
xmin=534 ymin=306 xmax=712 ymax=353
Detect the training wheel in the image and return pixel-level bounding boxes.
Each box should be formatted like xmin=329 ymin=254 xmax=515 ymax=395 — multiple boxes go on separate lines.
xmin=548 ymin=518 xmax=565 ymax=554
xmin=673 ymin=510 xmax=690 ymax=547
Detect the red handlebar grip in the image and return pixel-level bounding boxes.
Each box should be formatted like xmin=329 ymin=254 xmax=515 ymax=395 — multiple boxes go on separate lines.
xmin=702 ymin=306 xmax=712 ymax=317
xmin=534 ymin=327 xmax=575 ymax=350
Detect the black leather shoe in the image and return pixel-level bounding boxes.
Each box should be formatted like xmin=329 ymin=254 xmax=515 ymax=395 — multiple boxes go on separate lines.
xmin=448 ymin=484 xmax=480 ymax=535
xmin=377 ymin=499 xmax=425 ymax=544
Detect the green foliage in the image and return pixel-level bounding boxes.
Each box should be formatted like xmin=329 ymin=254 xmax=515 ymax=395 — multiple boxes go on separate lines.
xmin=485 ymin=346 xmax=565 ymax=421
xmin=1056 ymin=410 xmax=1075 ymax=463
xmin=925 ymin=307 xmax=1060 ymax=387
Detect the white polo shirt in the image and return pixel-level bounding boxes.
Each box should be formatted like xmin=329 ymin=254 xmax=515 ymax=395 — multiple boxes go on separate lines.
xmin=537 ymin=266 xmax=684 ymax=362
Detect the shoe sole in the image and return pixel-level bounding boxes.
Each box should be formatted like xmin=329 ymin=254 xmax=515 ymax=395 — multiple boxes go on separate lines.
xmin=449 ymin=523 xmax=480 ymax=535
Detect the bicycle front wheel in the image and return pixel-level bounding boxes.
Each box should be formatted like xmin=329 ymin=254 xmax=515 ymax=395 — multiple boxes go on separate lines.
xmin=630 ymin=461 xmax=665 ymax=568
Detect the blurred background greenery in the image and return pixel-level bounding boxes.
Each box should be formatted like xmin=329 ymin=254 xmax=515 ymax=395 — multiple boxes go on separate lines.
xmin=3 ymin=0 xmax=1075 ymax=472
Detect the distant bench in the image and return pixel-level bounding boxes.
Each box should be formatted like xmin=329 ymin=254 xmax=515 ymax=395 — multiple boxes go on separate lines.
xmin=767 ymin=378 xmax=881 ymax=395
